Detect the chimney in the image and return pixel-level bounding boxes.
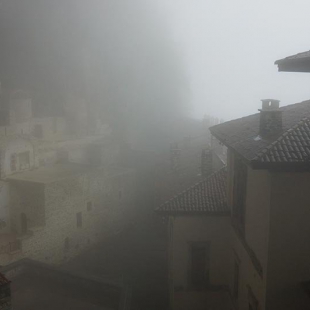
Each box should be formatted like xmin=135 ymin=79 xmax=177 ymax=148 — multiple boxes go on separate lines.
xmin=259 ymin=99 xmax=282 ymax=137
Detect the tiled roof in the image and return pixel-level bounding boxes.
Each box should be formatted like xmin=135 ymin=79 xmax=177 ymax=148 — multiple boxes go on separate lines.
xmin=210 ymin=100 xmax=310 ymax=167
xmin=253 ymin=118 xmax=310 ymax=164
xmin=275 ymin=50 xmax=310 ymax=72
xmin=156 ymin=167 xmax=229 ymax=215
xmin=275 ymin=51 xmax=310 ymax=64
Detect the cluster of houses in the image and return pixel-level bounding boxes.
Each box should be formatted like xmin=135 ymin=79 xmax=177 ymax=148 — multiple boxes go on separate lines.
xmin=0 ymin=87 xmax=136 ymax=267
xmin=157 ymin=50 xmax=310 ymax=310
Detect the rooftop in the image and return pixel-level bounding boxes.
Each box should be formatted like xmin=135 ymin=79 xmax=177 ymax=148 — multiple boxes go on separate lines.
xmin=156 ymin=167 xmax=228 ymax=215
xmin=7 ymin=163 xmax=92 ymax=184
xmin=275 ymin=50 xmax=310 ymax=72
xmin=210 ymin=100 xmax=310 ymax=168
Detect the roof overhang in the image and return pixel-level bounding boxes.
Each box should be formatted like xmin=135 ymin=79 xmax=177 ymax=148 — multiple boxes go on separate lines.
xmin=275 ymin=53 xmax=310 ymax=72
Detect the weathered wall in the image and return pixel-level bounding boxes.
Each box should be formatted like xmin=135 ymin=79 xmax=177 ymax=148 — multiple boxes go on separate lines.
xmin=10 ymin=181 xmax=45 ymax=233
xmin=171 ymin=216 xmax=230 ymax=290
xmin=2 ymin=138 xmax=35 ymax=178
xmin=11 ymin=167 xmax=136 ymax=264
xmin=244 ymin=167 xmax=271 ymax=274
xmin=229 ymin=229 xmax=266 ymax=310
xmin=227 ymin=149 xmax=271 ymax=310
xmin=265 ymin=172 xmax=310 ymax=310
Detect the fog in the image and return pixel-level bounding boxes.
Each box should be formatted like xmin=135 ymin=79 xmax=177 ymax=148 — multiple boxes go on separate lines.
xmin=162 ymin=0 xmax=310 ymax=120
xmin=1 ymin=1 xmax=310 ymax=309
xmin=0 ymin=0 xmax=190 ymax=150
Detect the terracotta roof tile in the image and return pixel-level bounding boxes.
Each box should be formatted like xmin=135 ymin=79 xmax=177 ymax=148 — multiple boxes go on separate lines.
xmin=156 ymin=167 xmax=228 ymax=215
xmin=253 ymin=118 xmax=310 ymax=164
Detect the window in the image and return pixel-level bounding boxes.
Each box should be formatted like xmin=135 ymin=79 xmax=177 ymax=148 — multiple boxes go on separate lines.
xmin=64 ymin=237 xmax=70 ymax=251
xmin=76 ymin=212 xmax=82 ymax=228
xmin=21 ymin=213 xmax=27 ymax=234
xmin=232 ymin=157 xmax=247 ymax=234
xmin=53 ymin=117 xmax=57 ymax=133
xmin=10 ymin=154 xmax=17 ymax=172
xmin=87 ymin=201 xmax=92 ymax=211
xmin=233 ymin=260 xmax=240 ymax=300
xmin=18 ymin=151 xmax=30 ymax=170
xmin=189 ymin=242 xmax=210 ymax=289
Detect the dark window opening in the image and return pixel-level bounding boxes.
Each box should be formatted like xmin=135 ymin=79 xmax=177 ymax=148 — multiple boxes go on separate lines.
xmin=189 ymin=242 xmax=210 ymax=289
xmin=21 ymin=213 xmax=27 ymax=234
xmin=232 ymin=157 xmax=247 ymax=234
xmin=64 ymin=238 xmax=70 ymax=251
xmin=76 ymin=212 xmax=82 ymax=228
xmin=87 ymin=201 xmax=92 ymax=211
xmin=10 ymin=154 xmax=17 ymax=172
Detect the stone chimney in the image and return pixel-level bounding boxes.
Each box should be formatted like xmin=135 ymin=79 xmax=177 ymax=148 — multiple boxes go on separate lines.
xmin=259 ymin=99 xmax=282 ymax=137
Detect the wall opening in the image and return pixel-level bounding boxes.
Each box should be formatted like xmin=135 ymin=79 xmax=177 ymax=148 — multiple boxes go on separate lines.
xmin=20 ymin=213 xmax=27 ymax=234
xmin=10 ymin=154 xmax=17 ymax=172
xmin=76 ymin=212 xmax=82 ymax=228
xmin=64 ymin=237 xmax=70 ymax=251
xmin=188 ymin=242 xmax=210 ymax=289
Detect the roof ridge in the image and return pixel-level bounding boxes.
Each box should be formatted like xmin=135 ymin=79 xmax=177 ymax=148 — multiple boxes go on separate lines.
xmin=253 ymin=117 xmax=310 ymax=161
xmin=210 ymin=100 xmax=310 ymax=134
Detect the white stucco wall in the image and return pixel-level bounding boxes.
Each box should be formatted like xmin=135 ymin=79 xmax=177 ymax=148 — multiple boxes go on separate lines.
xmin=265 ymin=172 xmax=310 ymax=310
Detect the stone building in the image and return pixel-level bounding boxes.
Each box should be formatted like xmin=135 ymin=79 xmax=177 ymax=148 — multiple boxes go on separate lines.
xmin=0 ymin=89 xmax=136 ymax=265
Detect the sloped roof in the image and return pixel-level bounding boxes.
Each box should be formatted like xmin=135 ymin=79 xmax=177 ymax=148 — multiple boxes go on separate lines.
xmin=210 ymin=100 xmax=310 ymax=167
xmin=253 ymin=118 xmax=310 ymax=164
xmin=156 ymin=167 xmax=228 ymax=215
xmin=275 ymin=50 xmax=310 ymax=64
xmin=275 ymin=50 xmax=310 ymax=72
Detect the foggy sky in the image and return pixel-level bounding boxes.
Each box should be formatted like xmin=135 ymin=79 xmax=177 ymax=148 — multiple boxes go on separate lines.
xmin=160 ymin=0 xmax=310 ymax=120
xmin=0 ymin=0 xmax=190 ymax=149
xmin=2 ymin=0 xmax=310 ymax=125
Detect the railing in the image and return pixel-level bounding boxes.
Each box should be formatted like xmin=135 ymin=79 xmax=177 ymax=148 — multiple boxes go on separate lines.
xmin=0 ymin=240 xmax=22 ymax=254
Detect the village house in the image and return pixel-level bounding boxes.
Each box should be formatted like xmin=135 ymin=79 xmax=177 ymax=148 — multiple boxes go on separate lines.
xmin=157 ymin=51 xmax=310 ymax=310
xmin=0 ymin=87 xmax=136 ymax=265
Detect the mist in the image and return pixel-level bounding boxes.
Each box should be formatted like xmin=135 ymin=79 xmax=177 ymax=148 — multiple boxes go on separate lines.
xmin=0 ymin=0 xmax=190 ymax=150
xmin=1 ymin=1 xmax=310 ymax=310
xmin=162 ymin=0 xmax=310 ymax=120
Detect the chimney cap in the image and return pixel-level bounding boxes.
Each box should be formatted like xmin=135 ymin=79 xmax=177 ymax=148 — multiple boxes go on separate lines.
xmin=259 ymin=99 xmax=280 ymax=112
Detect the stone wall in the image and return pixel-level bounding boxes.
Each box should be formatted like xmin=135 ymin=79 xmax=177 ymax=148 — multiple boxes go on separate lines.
xmin=10 ymin=167 xmax=136 ymax=264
